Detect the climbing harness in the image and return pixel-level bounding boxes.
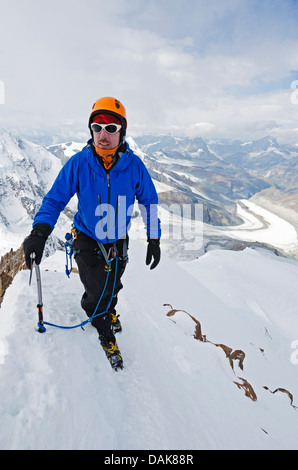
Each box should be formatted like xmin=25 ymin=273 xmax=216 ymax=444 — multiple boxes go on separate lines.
xmin=64 ymin=225 xmax=127 ymax=278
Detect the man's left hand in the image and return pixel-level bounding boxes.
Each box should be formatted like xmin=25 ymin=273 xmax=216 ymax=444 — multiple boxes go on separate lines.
xmin=146 ymin=238 xmax=161 ymax=270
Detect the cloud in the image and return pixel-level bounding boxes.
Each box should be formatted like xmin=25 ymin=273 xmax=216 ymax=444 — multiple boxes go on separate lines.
xmin=1 ymin=0 xmax=298 ymax=143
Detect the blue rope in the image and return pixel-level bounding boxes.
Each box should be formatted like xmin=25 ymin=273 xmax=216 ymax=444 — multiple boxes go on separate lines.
xmin=37 ymin=257 xmax=118 ymax=332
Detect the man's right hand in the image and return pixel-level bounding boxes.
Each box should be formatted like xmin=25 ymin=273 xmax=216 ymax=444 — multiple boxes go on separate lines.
xmin=23 ymin=223 xmax=52 ymax=269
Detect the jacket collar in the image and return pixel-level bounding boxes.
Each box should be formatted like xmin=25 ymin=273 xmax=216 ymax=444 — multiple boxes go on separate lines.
xmin=84 ymin=139 xmax=133 ymax=174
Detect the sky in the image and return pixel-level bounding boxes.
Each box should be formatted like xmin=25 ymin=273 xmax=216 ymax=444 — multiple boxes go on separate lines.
xmin=1 ymin=0 xmax=298 ymax=144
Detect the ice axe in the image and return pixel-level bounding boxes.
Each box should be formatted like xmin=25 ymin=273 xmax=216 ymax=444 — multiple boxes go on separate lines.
xmin=29 ymin=254 xmax=46 ymax=333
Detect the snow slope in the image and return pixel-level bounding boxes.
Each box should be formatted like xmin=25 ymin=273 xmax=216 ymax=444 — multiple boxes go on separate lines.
xmin=1 ymin=241 xmax=298 ymax=450
xmin=0 ymin=129 xmax=72 ymax=256
xmin=206 ymin=199 xmax=298 ymax=252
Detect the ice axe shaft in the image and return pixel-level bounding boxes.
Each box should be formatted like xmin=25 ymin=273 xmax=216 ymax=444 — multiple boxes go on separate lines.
xmin=29 ymin=254 xmax=46 ymax=333
xmin=35 ymin=263 xmax=45 ymax=332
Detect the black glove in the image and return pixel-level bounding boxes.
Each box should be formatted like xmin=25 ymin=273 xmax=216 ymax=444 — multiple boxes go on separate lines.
xmin=23 ymin=223 xmax=52 ymax=269
xmin=146 ymin=238 xmax=161 ymax=270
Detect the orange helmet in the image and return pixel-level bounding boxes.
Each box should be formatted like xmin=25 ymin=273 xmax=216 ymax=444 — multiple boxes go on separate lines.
xmin=89 ymin=97 xmax=127 ymax=141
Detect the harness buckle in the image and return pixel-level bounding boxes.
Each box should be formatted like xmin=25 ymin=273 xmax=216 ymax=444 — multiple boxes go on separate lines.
xmin=108 ymin=243 xmax=118 ymax=260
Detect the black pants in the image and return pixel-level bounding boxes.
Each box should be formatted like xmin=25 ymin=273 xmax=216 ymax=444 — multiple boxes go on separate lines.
xmin=73 ymin=232 xmax=128 ymax=343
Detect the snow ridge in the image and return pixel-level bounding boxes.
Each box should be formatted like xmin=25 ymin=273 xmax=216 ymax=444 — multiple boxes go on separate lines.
xmin=164 ymin=303 xmax=296 ymax=408
xmin=1 ymin=244 xmax=298 ymax=450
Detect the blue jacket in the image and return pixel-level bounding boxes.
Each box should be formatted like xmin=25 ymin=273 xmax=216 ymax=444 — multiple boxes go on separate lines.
xmin=34 ymin=141 xmax=161 ymax=243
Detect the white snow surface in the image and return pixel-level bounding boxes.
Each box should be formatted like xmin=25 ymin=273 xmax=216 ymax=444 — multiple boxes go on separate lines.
xmin=1 ymin=241 xmax=298 ymax=450
xmin=205 ymin=199 xmax=298 ymax=252
xmin=47 ymin=141 xmax=85 ymax=159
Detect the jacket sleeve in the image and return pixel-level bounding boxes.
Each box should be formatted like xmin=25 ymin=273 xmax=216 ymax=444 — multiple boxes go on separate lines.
xmin=33 ymin=155 xmax=79 ymax=230
xmin=134 ymin=158 xmax=161 ymax=239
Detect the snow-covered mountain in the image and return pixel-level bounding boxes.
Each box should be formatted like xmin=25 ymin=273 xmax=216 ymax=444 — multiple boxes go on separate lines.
xmin=130 ymin=135 xmax=298 ymax=258
xmin=0 ymin=129 xmax=297 ymax=262
xmin=1 ymin=129 xmax=298 ymax=450
xmin=47 ymin=141 xmax=85 ymax=165
xmin=45 ymin=135 xmax=298 ymax=260
xmin=1 ymin=243 xmax=298 ymax=450
xmin=207 ymin=136 xmax=298 ymax=191
xmin=0 ymin=129 xmax=76 ymax=256
xmin=134 ymin=134 xmax=298 ymax=200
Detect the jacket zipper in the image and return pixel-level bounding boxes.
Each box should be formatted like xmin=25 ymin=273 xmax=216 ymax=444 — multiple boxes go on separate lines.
xmin=106 ymin=173 xmax=111 ymax=243
xmin=115 ymin=194 xmax=120 ymax=227
xmin=98 ymin=172 xmax=120 ymax=243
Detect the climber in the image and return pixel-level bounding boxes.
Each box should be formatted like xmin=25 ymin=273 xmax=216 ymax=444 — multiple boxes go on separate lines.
xmin=23 ymin=96 xmax=161 ymax=370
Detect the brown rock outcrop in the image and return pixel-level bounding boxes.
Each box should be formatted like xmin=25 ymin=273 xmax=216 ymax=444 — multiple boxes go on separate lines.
xmin=0 ymin=243 xmax=26 ymax=306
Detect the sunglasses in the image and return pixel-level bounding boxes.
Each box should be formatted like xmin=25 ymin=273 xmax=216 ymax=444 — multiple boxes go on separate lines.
xmin=91 ymin=122 xmax=122 ymax=134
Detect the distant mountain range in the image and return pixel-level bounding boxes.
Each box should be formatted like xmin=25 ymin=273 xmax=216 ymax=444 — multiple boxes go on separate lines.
xmin=134 ymin=134 xmax=298 ymax=196
xmin=0 ymin=127 xmax=297 ymax=259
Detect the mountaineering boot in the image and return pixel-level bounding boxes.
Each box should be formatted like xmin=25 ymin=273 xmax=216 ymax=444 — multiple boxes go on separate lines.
xmin=100 ymin=337 xmax=123 ymax=371
xmin=111 ymin=312 xmax=122 ymax=334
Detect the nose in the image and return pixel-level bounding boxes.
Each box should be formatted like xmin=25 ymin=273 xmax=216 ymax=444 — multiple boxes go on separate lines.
xmin=98 ymin=127 xmax=107 ymax=134
xmin=98 ymin=128 xmax=110 ymax=138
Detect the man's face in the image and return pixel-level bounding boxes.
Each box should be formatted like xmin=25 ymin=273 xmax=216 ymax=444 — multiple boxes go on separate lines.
xmin=93 ymin=125 xmax=121 ymax=150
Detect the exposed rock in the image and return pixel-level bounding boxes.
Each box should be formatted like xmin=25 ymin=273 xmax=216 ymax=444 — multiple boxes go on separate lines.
xmin=0 ymin=243 xmax=26 ymax=306
xmin=164 ymin=303 xmax=297 ymax=408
